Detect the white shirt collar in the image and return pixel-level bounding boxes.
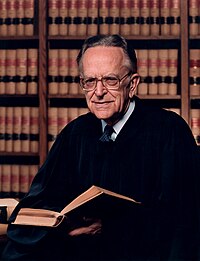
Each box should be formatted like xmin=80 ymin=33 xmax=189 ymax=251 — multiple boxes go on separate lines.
xmin=101 ymin=100 xmax=135 ymax=141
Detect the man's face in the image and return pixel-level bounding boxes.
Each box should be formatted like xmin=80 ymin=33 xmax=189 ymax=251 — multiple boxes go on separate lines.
xmin=81 ymin=46 xmax=139 ymax=125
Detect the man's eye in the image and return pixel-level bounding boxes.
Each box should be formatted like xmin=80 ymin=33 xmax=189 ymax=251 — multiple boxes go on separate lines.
xmin=85 ymin=78 xmax=96 ymax=85
xmin=104 ymin=77 xmax=118 ymax=85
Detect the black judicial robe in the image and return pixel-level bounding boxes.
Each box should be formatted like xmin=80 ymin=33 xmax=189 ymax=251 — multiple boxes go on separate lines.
xmin=2 ymin=97 xmax=200 ymax=261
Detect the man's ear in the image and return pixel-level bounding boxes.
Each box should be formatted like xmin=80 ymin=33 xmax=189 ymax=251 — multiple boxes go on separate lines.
xmin=129 ymin=73 xmax=140 ymax=98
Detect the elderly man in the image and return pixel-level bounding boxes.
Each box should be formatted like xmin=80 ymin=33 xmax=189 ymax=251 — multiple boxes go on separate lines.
xmin=2 ymin=34 xmax=200 ymax=261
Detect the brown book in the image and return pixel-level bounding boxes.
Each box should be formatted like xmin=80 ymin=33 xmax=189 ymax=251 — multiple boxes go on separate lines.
xmin=140 ymin=0 xmax=150 ymax=36
xmin=148 ymin=49 xmax=159 ymax=95
xmin=0 ymin=0 xmax=8 ymax=36
xmin=6 ymin=49 xmax=17 ymax=95
xmin=130 ymin=0 xmax=140 ymax=35
xmin=11 ymin=165 xmax=20 ymax=197
xmin=137 ymin=49 xmax=148 ymax=95
xmin=190 ymin=49 xmax=200 ymax=96
xmin=68 ymin=0 xmax=78 ymax=36
xmin=1 ymin=165 xmax=11 ymax=194
xmin=29 ymin=165 xmax=38 ymax=186
xmin=0 ymin=198 xmax=19 ymax=224
xmin=58 ymin=49 xmax=69 ymax=95
xmin=24 ymin=0 xmax=34 ymax=36
xmin=160 ymin=0 xmax=170 ymax=36
xmin=13 ymin=185 xmax=140 ymax=227
xmin=77 ymin=0 xmax=88 ymax=36
xmin=21 ymin=107 xmax=30 ymax=153
xmin=170 ymin=0 xmax=180 ymax=36
xmin=27 ymin=48 xmax=38 ymax=95
xmin=16 ymin=0 xmax=25 ymax=36
xmin=168 ymin=49 xmax=178 ymax=95
xmin=99 ymin=0 xmax=109 ymax=34
xmin=5 ymin=107 xmax=14 ymax=152
xmin=59 ymin=0 xmax=68 ymax=36
xmin=0 ymin=49 xmax=6 ymax=95
xmin=48 ymin=49 xmax=59 ymax=95
xmin=68 ymin=49 xmax=79 ymax=95
xmin=48 ymin=107 xmax=58 ymax=150
xmin=7 ymin=0 xmax=17 ymax=36
xmin=119 ymin=0 xmax=131 ymax=36
xmin=150 ymin=0 xmax=160 ymax=36
xmin=0 ymin=107 xmax=6 ymax=152
xmin=87 ymin=0 xmax=98 ymax=36
xmin=158 ymin=49 xmax=169 ymax=95
xmin=109 ymin=0 xmax=120 ymax=34
xmin=30 ymin=107 xmax=39 ymax=153
xmin=16 ymin=49 xmax=28 ymax=95
xmin=189 ymin=0 xmax=199 ymax=36
xmin=20 ymin=165 xmax=29 ymax=194
xmin=13 ymin=107 xmax=22 ymax=153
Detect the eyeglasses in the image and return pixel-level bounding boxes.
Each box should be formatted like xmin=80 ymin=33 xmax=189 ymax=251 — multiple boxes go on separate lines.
xmin=80 ymin=72 xmax=132 ymax=92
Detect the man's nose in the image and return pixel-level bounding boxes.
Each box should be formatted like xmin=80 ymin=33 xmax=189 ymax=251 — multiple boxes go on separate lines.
xmin=95 ymin=80 xmax=107 ymax=96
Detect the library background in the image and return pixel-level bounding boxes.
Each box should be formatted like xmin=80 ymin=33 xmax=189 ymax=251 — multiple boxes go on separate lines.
xmin=0 ymin=0 xmax=199 ymax=200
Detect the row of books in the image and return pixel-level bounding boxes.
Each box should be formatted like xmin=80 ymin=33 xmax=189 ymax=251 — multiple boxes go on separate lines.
xmin=48 ymin=107 xmax=89 ymax=149
xmin=0 ymin=106 xmax=39 ymax=153
xmin=48 ymin=48 xmax=80 ymax=95
xmin=190 ymin=49 xmax=200 ymax=96
xmin=48 ymin=0 xmax=181 ymax=37
xmin=136 ymin=49 xmax=178 ymax=95
xmin=0 ymin=164 xmax=38 ymax=197
xmin=0 ymin=0 xmax=34 ymax=37
xmin=48 ymin=48 xmax=179 ymax=96
xmin=191 ymin=109 xmax=200 ymax=145
xmin=0 ymin=48 xmax=38 ymax=95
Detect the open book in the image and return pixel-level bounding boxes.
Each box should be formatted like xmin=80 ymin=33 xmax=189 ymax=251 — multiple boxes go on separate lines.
xmin=0 ymin=198 xmax=19 ymax=223
xmin=13 ymin=185 xmax=141 ymax=227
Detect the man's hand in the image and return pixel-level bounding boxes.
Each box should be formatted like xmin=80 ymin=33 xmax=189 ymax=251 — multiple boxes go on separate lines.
xmin=68 ymin=217 xmax=102 ymax=236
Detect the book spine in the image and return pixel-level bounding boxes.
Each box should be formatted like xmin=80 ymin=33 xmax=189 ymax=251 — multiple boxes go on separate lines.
xmin=160 ymin=0 xmax=170 ymax=36
xmin=48 ymin=49 xmax=59 ymax=95
xmin=16 ymin=48 xmax=28 ymax=95
xmin=57 ymin=107 xmax=68 ymax=133
xmin=77 ymin=0 xmax=88 ymax=36
xmin=13 ymin=107 xmax=22 ymax=153
xmin=189 ymin=0 xmax=199 ymax=36
xmin=58 ymin=0 xmax=68 ymax=36
xmin=21 ymin=107 xmax=30 ymax=152
xmin=158 ymin=49 xmax=169 ymax=94
xmin=7 ymin=0 xmax=17 ymax=36
xmin=170 ymin=0 xmax=180 ymax=36
xmin=148 ymin=49 xmax=159 ymax=95
xmin=149 ymin=0 xmax=160 ymax=36
xmin=87 ymin=0 xmax=98 ymax=36
xmin=137 ymin=49 xmax=148 ymax=95
xmin=140 ymin=0 xmax=150 ymax=36
xmin=68 ymin=49 xmax=79 ymax=95
xmin=190 ymin=49 xmax=200 ymax=96
xmin=27 ymin=48 xmax=38 ymax=95
xmin=68 ymin=107 xmax=79 ymax=122
xmin=68 ymin=0 xmax=78 ymax=36
xmin=48 ymin=107 xmax=58 ymax=150
xmin=191 ymin=109 xmax=200 ymax=145
xmin=58 ymin=49 xmax=69 ymax=95
xmin=0 ymin=49 xmax=6 ymax=95
xmin=168 ymin=49 xmax=178 ymax=95
xmin=11 ymin=165 xmax=20 ymax=198
xmin=99 ymin=0 xmax=110 ymax=34
xmin=48 ymin=0 xmax=59 ymax=36
xmin=30 ymin=107 xmax=39 ymax=153
xmin=109 ymin=0 xmax=120 ymax=34
xmin=0 ymin=0 xmax=8 ymax=36
xmin=130 ymin=0 xmax=140 ymax=35
xmin=16 ymin=0 xmax=25 ymax=36
xmin=2 ymin=165 xmax=11 ymax=196
xmin=5 ymin=107 xmax=13 ymax=152
xmin=29 ymin=165 xmax=38 ymax=186
xmin=20 ymin=165 xmax=29 ymax=194
xmin=6 ymin=49 xmax=17 ymax=95
xmin=119 ymin=0 xmax=131 ymax=36
xmin=24 ymin=0 xmax=34 ymax=36
xmin=0 ymin=107 xmax=6 ymax=152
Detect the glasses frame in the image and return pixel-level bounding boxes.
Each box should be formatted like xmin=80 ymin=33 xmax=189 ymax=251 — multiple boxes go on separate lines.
xmin=80 ymin=71 xmax=132 ymax=92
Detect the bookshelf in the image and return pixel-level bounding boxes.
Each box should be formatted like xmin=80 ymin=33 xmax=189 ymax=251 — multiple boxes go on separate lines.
xmin=0 ymin=0 xmax=199 ymax=198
